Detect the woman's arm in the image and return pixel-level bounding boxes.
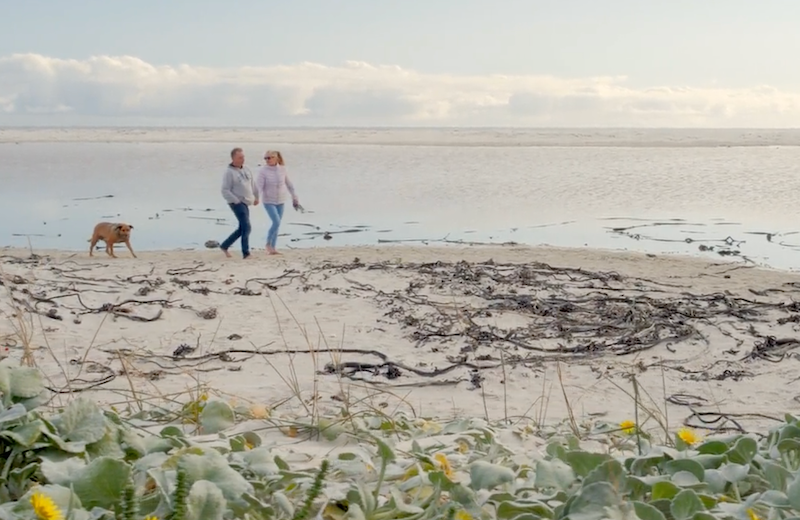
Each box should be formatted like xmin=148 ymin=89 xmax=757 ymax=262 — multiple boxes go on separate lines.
xmin=255 ymin=167 xmax=267 ymax=200
xmin=284 ymin=169 xmax=298 ymax=201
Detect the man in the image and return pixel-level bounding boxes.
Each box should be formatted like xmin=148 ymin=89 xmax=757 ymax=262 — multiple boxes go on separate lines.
xmin=220 ymin=147 xmax=259 ymax=259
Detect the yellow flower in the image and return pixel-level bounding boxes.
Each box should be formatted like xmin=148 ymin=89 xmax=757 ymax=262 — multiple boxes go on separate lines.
xmin=456 ymin=439 xmax=469 ymax=453
xmin=747 ymin=508 xmax=761 ymax=520
xmin=620 ymin=420 xmax=636 ymax=435
xmin=455 ymin=510 xmax=473 ymax=520
xmin=415 ymin=419 xmax=442 ymax=434
xmin=249 ymin=404 xmax=269 ymax=419
xmin=199 ymin=393 xmax=208 ymax=402
xmin=415 ymin=486 xmax=435 ymax=501
xmin=322 ymin=502 xmax=348 ymax=520
xmin=245 ymin=441 xmax=254 ymax=450
xmin=30 ymin=491 xmax=63 ymax=520
xmin=434 ymin=453 xmax=454 ymax=479
xmin=402 ymin=464 xmax=420 ymax=481
xmin=677 ymin=427 xmax=700 ymax=446
xmin=144 ymin=516 xmax=159 ymax=520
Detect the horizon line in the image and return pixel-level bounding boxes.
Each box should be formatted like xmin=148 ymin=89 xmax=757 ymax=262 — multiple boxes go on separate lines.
xmin=2 ymin=125 xmax=800 ymax=131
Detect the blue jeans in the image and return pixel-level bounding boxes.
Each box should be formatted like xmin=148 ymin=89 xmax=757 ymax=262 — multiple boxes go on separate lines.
xmin=220 ymin=202 xmax=251 ymax=257
xmin=263 ymin=203 xmax=284 ymax=248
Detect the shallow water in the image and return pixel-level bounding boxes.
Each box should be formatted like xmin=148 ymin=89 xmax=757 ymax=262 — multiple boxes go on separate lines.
xmin=2 ymin=128 xmax=800 ymax=269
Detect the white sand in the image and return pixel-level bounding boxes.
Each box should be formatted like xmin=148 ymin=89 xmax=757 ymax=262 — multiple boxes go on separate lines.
xmin=1 ymin=244 xmax=798 ymax=437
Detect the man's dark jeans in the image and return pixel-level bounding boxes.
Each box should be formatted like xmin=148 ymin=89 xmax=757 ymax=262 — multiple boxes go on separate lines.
xmin=220 ymin=202 xmax=251 ymax=258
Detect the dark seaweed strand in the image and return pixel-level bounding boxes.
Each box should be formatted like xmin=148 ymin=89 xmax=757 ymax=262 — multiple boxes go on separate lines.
xmin=291 ymin=459 xmax=330 ymax=520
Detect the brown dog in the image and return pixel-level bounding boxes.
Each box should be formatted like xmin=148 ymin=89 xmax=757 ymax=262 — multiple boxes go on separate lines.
xmin=89 ymin=222 xmax=137 ymax=258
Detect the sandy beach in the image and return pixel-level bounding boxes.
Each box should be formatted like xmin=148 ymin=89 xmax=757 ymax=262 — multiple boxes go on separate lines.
xmin=1 ymin=244 xmax=798 ymax=437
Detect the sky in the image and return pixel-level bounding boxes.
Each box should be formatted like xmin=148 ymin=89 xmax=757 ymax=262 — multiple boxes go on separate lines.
xmin=1 ymin=0 xmax=800 ymax=127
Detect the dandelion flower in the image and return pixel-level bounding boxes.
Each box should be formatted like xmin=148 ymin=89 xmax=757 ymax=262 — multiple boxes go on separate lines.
xmin=30 ymin=491 xmax=63 ymax=520
xmin=144 ymin=517 xmax=159 ymax=520
xmin=433 ymin=453 xmax=454 ymax=479
xmin=455 ymin=510 xmax=473 ymax=520
xmin=619 ymin=420 xmax=636 ymax=435
xmin=416 ymin=486 xmax=435 ymax=501
xmin=747 ymin=508 xmax=761 ymax=520
xmin=456 ymin=439 xmax=469 ymax=453
xmin=677 ymin=427 xmax=700 ymax=446
xmin=322 ymin=502 xmax=348 ymax=520
xmin=415 ymin=419 xmax=442 ymax=434
xmin=249 ymin=404 xmax=269 ymax=419
xmin=402 ymin=464 xmax=419 ymax=481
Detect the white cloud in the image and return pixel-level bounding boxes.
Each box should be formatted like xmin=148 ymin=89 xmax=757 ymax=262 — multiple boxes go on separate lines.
xmin=0 ymin=53 xmax=799 ymax=127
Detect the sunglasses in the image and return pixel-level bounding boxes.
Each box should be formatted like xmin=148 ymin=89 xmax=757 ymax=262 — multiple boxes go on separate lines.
xmin=264 ymin=156 xmax=276 ymax=160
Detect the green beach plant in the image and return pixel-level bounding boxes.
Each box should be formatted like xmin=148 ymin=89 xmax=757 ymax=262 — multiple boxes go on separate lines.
xmin=0 ymin=359 xmax=799 ymax=520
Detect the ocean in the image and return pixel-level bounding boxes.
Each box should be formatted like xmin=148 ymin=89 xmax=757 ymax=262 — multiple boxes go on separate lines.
xmin=2 ymin=127 xmax=799 ymax=269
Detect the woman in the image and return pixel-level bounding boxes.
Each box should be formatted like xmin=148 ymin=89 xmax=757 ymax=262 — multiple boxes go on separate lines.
xmin=256 ymin=150 xmax=299 ymax=255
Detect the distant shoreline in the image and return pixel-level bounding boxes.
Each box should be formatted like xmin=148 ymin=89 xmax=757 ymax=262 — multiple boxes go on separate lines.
xmin=3 ymin=126 xmax=800 ymax=147
xmin=0 ymin=230 xmax=784 ymax=272
xmin=0 ymin=242 xmax=760 ymax=272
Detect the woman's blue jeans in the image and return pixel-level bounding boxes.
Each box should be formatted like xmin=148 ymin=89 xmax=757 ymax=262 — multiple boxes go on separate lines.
xmin=263 ymin=203 xmax=284 ymax=248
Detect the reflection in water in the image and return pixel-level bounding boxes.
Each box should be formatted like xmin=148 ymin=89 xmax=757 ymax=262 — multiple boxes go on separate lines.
xmin=3 ymin=138 xmax=800 ymax=271
xmin=5 ymin=198 xmax=800 ymax=272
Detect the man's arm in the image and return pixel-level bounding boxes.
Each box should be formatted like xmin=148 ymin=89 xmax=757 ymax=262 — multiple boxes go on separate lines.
xmin=251 ymin=170 xmax=259 ymax=205
xmin=221 ymin=169 xmax=238 ymax=204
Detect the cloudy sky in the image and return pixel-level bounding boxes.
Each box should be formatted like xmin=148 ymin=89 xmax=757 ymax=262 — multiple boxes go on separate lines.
xmin=1 ymin=0 xmax=799 ymax=127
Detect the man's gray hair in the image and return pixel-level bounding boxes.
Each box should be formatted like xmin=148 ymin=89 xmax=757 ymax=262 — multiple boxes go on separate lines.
xmin=230 ymin=147 xmax=243 ymax=159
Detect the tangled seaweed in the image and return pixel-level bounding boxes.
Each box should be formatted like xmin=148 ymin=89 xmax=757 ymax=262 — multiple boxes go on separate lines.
xmin=279 ymin=257 xmax=800 ymax=362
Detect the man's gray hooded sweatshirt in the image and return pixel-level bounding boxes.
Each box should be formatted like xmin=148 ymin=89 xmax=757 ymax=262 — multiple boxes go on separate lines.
xmin=221 ymin=164 xmax=258 ymax=205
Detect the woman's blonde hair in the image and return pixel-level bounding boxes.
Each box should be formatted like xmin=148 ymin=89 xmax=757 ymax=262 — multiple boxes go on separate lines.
xmin=266 ymin=150 xmax=285 ymax=166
